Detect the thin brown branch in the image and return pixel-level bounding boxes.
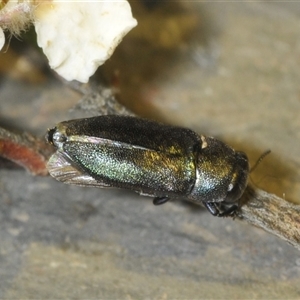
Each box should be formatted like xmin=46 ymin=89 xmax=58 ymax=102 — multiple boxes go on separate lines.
xmin=239 ymin=185 xmax=300 ymax=250
xmin=0 ymin=127 xmax=53 ymax=176
xmin=66 ymin=81 xmax=135 ymax=117
xmin=1 ymin=82 xmax=299 ymax=251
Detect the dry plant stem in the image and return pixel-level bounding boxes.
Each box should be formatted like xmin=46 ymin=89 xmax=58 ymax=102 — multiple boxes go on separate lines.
xmin=0 ymin=127 xmax=53 ymax=175
xmin=59 ymin=84 xmax=300 ymax=251
xmin=240 ymin=185 xmax=300 ymax=250
xmin=67 ymin=81 xmax=134 ymax=117
xmin=1 ymin=83 xmax=299 ymax=250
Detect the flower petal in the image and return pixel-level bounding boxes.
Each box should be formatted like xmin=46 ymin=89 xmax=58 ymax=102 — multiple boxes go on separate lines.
xmin=34 ymin=0 xmax=137 ymax=83
xmin=0 ymin=27 xmax=4 ymax=51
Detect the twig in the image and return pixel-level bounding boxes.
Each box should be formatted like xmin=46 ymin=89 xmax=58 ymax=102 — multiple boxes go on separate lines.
xmin=239 ymin=185 xmax=300 ymax=250
xmin=1 ymin=83 xmax=299 ymax=251
xmin=68 ymin=83 xmax=300 ymax=250
xmin=66 ymin=81 xmax=134 ymax=117
xmin=0 ymin=127 xmax=53 ymax=175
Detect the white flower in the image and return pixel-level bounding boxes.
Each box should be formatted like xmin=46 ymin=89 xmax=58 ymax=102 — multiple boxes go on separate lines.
xmin=34 ymin=0 xmax=137 ymax=83
xmin=0 ymin=27 xmax=4 ymax=51
xmin=0 ymin=1 xmax=33 ymax=51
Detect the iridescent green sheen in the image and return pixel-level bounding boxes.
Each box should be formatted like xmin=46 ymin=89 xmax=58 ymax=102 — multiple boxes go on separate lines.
xmin=47 ymin=115 xmax=249 ymax=217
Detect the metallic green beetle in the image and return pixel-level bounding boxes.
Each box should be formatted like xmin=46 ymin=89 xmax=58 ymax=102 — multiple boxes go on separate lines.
xmin=46 ymin=115 xmax=249 ymax=217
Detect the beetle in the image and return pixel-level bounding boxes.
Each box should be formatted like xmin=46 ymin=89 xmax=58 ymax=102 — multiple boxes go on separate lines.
xmin=46 ymin=115 xmax=249 ymax=217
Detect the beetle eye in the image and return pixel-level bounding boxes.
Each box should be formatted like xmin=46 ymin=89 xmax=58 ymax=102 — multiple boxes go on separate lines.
xmin=225 ymin=172 xmax=244 ymax=203
xmin=227 ymin=182 xmax=234 ymax=192
xmin=225 ymin=152 xmax=249 ymax=203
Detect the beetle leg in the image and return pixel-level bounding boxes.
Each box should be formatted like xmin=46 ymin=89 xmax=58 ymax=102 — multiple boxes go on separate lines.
xmin=153 ymin=196 xmax=169 ymax=205
xmin=218 ymin=204 xmax=238 ymax=217
xmin=204 ymin=202 xmax=238 ymax=217
xmin=204 ymin=202 xmax=219 ymax=216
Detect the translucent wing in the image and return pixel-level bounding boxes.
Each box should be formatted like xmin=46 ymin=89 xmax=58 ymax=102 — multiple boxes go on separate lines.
xmin=47 ymin=151 xmax=111 ymax=188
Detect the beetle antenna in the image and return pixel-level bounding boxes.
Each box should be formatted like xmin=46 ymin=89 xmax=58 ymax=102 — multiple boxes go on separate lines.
xmin=250 ymin=150 xmax=271 ymax=173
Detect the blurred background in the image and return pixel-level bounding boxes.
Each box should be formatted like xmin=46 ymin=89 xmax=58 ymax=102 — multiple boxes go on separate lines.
xmin=0 ymin=1 xmax=300 ymax=298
